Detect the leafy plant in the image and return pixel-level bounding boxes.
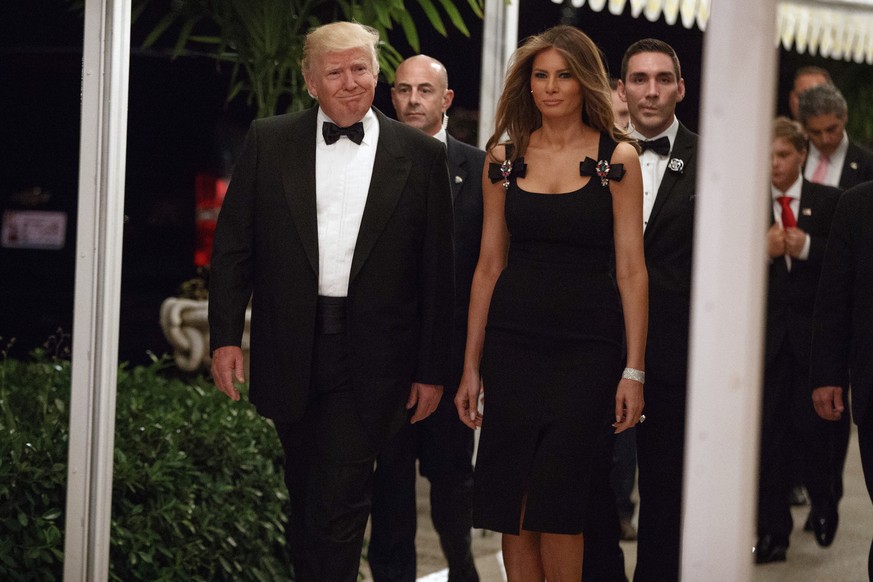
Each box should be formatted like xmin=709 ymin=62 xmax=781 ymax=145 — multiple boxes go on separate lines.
xmin=71 ymin=0 xmax=483 ymax=118
xmin=0 ymin=351 xmax=294 ymax=580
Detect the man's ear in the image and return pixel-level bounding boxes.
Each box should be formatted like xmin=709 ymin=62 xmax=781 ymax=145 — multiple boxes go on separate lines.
xmin=676 ymin=78 xmax=686 ymax=103
xmin=617 ymin=80 xmax=627 ymax=103
xmin=442 ymin=89 xmax=455 ymax=114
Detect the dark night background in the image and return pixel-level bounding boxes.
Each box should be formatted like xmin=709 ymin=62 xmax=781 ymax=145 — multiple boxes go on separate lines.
xmin=0 ymin=0 xmax=853 ymax=364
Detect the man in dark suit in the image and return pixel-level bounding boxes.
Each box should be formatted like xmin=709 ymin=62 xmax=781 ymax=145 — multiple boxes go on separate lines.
xmin=754 ymin=117 xmax=843 ymax=564
xmin=617 ymin=38 xmax=697 ymax=582
xmin=809 ymin=181 xmax=873 ymax=581
xmin=208 ymin=22 xmax=454 ymax=582
xmin=797 ymin=82 xmax=873 ymax=526
xmin=799 ymin=84 xmax=873 ymax=191
xmin=367 ymin=54 xmax=483 ymax=582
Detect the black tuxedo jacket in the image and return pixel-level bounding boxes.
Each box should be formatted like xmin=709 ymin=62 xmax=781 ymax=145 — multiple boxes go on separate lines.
xmin=766 ymin=180 xmax=842 ymax=365
xmin=643 ymin=122 xmax=698 ymax=385
xmin=838 ymin=141 xmax=873 ymax=190
xmin=810 ymin=181 xmax=873 ymax=426
xmin=208 ymin=106 xmax=455 ymax=444
xmin=445 ymin=134 xmax=485 ymax=390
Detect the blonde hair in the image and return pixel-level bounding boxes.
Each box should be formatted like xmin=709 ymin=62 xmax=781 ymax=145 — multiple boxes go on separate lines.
xmin=487 ymin=25 xmax=633 ymax=160
xmin=773 ymin=116 xmax=807 ymax=153
xmin=302 ymin=21 xmax=380 ymax=76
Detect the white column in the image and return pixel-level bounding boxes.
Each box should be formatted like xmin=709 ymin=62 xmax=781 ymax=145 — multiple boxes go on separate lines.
xmin=64 ymin=0 xmax=131 ymax=580
xmin=681 ymin=0 xmax=778 ymax=580
xmin=477 ymin=0 xmax=518 ymax=149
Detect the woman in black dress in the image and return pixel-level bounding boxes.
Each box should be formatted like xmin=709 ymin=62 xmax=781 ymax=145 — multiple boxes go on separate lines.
xmin=454 ymin=26 xmax=647 ymax=580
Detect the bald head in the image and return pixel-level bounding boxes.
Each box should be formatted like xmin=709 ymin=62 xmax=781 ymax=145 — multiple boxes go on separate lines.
xmin=392 ymin=55 xmax=454 ymax=136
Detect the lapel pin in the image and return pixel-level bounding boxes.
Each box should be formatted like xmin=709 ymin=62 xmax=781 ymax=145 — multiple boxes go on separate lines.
xmin=851 ymin=161 xmax=859 ymax=170
xmin=454 ymin=176 xmax=464 ymax=184
xmin=668 ymin=158 xmax=684 ymax=174
xmin=802 ymin=208 xmax=812 ymax=216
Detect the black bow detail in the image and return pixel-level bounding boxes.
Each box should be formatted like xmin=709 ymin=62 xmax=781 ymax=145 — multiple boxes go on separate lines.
xmin=322 ymin=121 xmax=365 ymax=145
xmin=487 ymin=157 xmax=527 ymax=183
xmin=638 ymin=136 xmax=670 ymax=156
xmin=580 ymin=157 xmax=625 ymax=186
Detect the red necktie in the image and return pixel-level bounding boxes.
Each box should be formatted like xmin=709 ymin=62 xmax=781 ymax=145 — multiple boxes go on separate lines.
xmin=777 ymin=196 xmax=796 ymax=228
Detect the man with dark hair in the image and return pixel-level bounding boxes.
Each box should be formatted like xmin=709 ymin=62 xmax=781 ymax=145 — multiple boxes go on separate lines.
xmin=367 ymin=54 xmax=483 ymax=582
xmin=618 ymin=38 xmax=698 ymax=582
xmin=798 ymin=84 xmax=873 ymax=190
xmin=809 ymin=181 xmax=873 ymax=582
xmin=797 ymin=83 xmax=873 ymax=541
xmin=788 ymin=66 xmax=832 ymax=120
xmin=208 ymin=22 xmax=454 ymax=582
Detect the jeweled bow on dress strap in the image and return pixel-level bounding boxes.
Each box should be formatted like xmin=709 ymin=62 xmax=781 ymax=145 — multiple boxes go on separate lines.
xmin=488 ymin=157 xmax=527 ymax=191
xmin=580 ymin=157 xmax=625 ymax=187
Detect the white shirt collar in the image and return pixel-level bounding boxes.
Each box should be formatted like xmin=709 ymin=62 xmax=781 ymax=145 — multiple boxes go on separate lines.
xmin=771 ymin=174 xmax=803 ymax=201
xmin=433 ymin=127 xmax=448 ymax=145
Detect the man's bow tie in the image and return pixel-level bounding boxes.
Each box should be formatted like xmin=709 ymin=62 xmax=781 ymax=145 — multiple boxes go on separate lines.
xmin=638 ymin=136 xmax=670 ymax=156
xmin=322 ymin=121 xmax=365 ymax=145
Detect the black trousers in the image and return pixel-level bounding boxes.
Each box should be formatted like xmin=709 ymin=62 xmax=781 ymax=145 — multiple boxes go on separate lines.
xmin=582 ymin=423 xmax=627 ymax=582
xmin=633 ymin=375 xmax=687 ymax=582
xmin=757 ymin=339 xmax=834 ymax=543
xmin=273 ymin=330 xmax=379 ymax=582
xmin=368 ymin=395 xmax=479 ymax=582
xmin=856 ymin=406 xmax=873 ymax=581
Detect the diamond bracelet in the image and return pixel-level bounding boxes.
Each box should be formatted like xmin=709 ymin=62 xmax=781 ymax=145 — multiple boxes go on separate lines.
xmin=621 ymin=367 xmax=645 ymax=384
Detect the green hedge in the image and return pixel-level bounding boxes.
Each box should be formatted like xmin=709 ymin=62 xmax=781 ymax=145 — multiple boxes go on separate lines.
xmin=0 ymin=351 xmax=293 ymax=581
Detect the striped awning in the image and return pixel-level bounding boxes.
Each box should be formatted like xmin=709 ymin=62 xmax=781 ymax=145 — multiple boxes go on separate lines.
xmin=550 ymin=0 xmax=873 ymax=62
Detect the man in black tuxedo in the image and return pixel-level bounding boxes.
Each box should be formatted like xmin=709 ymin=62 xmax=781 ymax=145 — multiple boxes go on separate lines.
xmin=208 ymin=22 xmax=454 ymax=582
xmin=810 ymin=180 xmax=873 ymax=581
xmin=754 ymin=117 xmax=843 ymax=564
xmin=799 ymin=84 xmax=873 ymax=191
xmin=617 ymin=38 xmax=698 ymax=582
xmin=368 ymin=54 xmax=483 ymax=582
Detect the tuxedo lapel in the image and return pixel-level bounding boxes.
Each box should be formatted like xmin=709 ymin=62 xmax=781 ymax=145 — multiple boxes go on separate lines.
xmin=350 ymin=110 xmax=411 ymax=283
xmin=645 ymin=124 xmax=695 ymax=240
xmin=279 ymin=108 xmax=319 ymax=275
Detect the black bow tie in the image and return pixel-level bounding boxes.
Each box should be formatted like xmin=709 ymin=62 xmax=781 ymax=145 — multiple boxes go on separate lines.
xmin=322 ymin=121 xmax=365 ymax=145
xmin=639 ymin=136 xmax=670 ymax=156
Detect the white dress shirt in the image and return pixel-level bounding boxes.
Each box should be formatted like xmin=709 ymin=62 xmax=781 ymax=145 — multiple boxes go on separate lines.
xmin=630 ymin=117 xmax=680 ymax=230
xmin=804 ymin=133 xmax=848 ymax=188
xmin=315 ymin=108 xmax=379 ymax=296
xmin=771 ymin=174 xmax=811 ymax=270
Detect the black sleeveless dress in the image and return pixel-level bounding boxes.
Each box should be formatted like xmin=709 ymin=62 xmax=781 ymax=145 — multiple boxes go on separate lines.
xmin=474 ymin=132 xmax=626 ymax=535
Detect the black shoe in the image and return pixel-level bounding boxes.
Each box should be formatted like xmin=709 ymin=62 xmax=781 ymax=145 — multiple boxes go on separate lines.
xmin=753 ymin=535 xmax=788 ymax=564
xmin=810 ymin=500 xmax=839 ymax=547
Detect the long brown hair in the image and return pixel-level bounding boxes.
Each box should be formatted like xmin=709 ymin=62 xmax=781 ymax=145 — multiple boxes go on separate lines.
xmin=486 ymin=25 xmax=633 ymax=160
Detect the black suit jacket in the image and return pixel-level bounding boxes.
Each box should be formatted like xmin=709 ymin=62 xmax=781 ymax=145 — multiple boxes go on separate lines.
xmin=643 ymin=122 xmax=698 ymax=385
xmin=838 ymin=141 xmax=873 ymax=190
xmin=810 ymin=181 xmax=873 ymax=426
xmin=766 ymin=180 xmax=842 ymax=365
xmin=445 ymin=134 xmax=485 ymax=390
xmin=208 ymin=106 xmax=455 ymax=445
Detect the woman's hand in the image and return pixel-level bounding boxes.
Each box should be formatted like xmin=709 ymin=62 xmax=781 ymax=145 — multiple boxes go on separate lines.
xmin=613 ymin=377 xmax=644 ymax=434
xmin=455 ymin=370 xmax=483 ymax=430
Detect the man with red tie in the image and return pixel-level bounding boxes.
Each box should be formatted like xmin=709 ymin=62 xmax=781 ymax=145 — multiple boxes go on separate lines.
xmin=754 ymin=117 xmax=842 ymax=563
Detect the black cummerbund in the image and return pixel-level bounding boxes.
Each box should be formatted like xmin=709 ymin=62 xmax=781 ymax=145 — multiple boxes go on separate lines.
xmin=316 ymin=296 xmax=347 ymax=334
